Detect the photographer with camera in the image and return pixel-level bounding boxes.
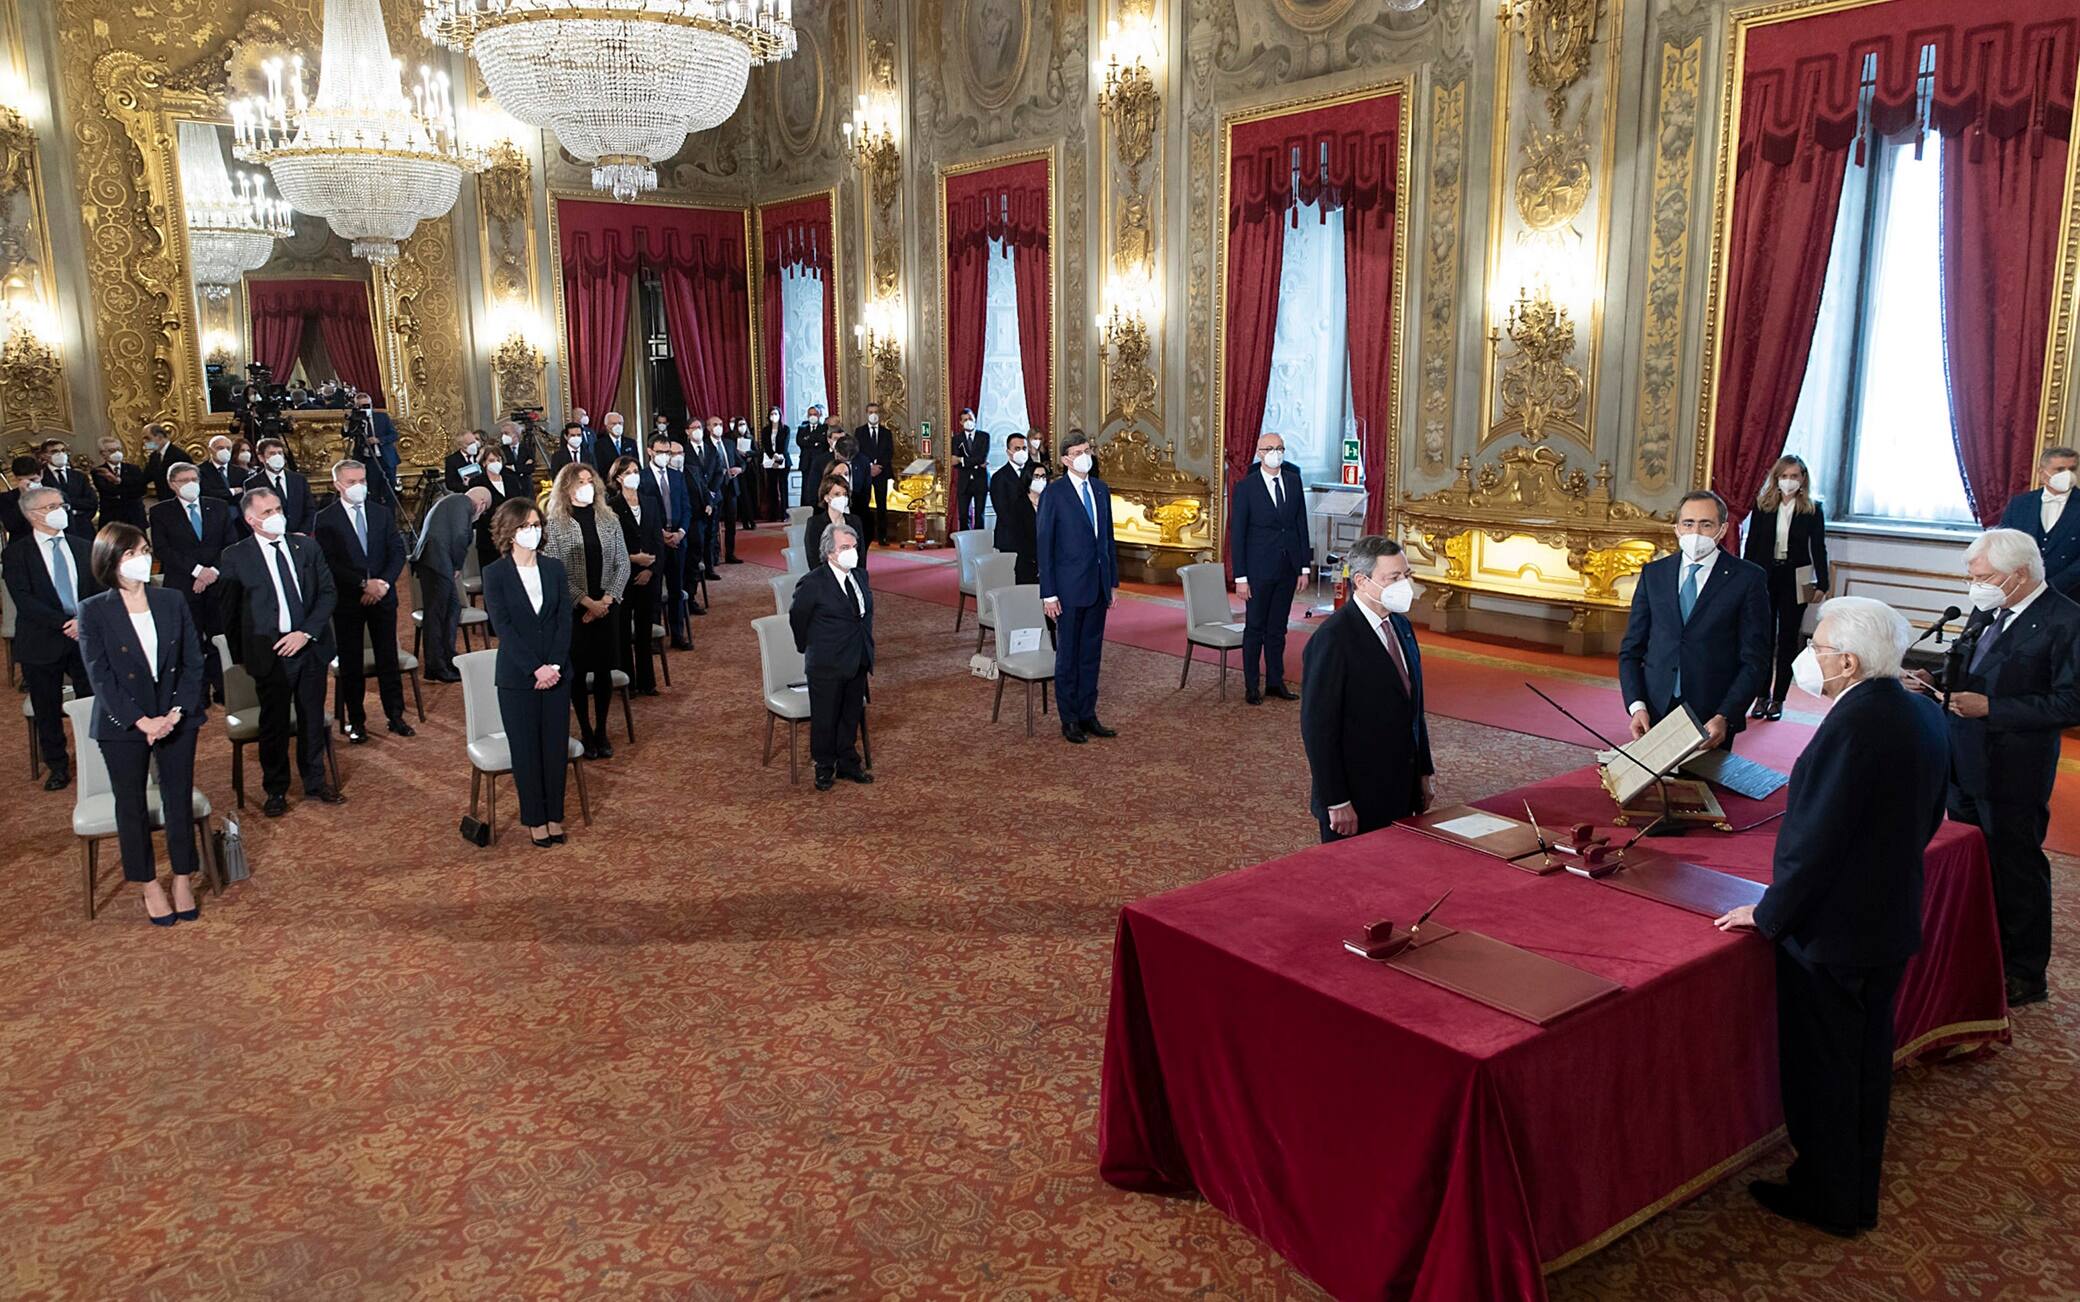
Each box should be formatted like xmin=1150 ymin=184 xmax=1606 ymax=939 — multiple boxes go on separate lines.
xmin=344 ymin=389 xmax=401 ymax=512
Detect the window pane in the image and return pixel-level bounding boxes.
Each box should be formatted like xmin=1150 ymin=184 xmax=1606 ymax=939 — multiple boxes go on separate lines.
xmin=1847 ymin=135 xmax=1974 ymax=525
xmin=1261 ymin=200 xmax=1352 ymax=489
xmin=1780 ymin=146 xmax=1872 ymax=512
xmin=778 ymin=264 xmax=829 ymax=427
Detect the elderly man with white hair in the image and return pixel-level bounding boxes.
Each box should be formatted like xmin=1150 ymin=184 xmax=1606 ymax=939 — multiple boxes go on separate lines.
xmin=1715 ymin=595 xmax=1947 ymax=1238
xmin=1939 ymin=526 xmax=2080 ymax=1009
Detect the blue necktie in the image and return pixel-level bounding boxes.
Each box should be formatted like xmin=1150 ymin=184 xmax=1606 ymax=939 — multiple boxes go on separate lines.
xmin=51 ymin=538 xmax=77 ymax=615
xmin=1970 ymin=608 xmax=2013 ymax=674
xmin=352 ymin=503 xmax=368 ymax=552
xmin=1678 ymin=562 xmax=1700 ymax=622
xmin=1080 ymin=480 xmax=1098 ymax=533
xmin=188 ymin=501 xmax=203 ymax=538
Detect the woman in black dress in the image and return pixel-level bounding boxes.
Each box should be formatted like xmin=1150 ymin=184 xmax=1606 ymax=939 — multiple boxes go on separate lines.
xmin=1741 ymin=453 xmax=1831 ymax=720
xmin=804 ymin=472 xmax=870 ymax=575
xmin=607 ymin=454 xmax=664 ymax=695
xmin=480 ymin=498 xmax=574 ymax=847
xmin=542 ymin=462 xmax=629 ymax=758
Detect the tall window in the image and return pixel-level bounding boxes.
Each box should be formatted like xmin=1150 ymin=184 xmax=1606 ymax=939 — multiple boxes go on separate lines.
xmin=1782 ymin=48 xmax=1975 ymax=528
xmin=1261 ymin=195 xmax=1357 ymax=489
xmin=972 ymin=235 xmax=1031 ymax=521
xmin=779 ymin=261 xmax=829 ymax=427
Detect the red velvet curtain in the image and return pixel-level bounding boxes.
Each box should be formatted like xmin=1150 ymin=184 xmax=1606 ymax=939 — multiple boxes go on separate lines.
xmin=246 ymin=278 xmax=383 ymax=402
xmin=1339 ymin=95 xmax=1401 ymax=534
xmin=759 ymin=194 xmax=837 ymax=421
xmin=944 ymin=159 xmax=1049 ymax=530
xmin=559 ymin=198 xmax=753 ymax=423
xmin=1716 ymin=0 xmax=2077 ymax=536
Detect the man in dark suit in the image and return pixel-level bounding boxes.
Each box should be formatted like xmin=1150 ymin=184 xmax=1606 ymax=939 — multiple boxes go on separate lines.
xmin=0 ymin=454 xmax=45 ymax=542
xmin=413 ymin=485 xmax=492 ymax=685
xmin=1298 ymin=535 xmax=1432 ymax=840
xmin=797 ymin=404 xmax=830 ymax=507
xmin=149 ymin=462 xmax=236 ymax=701
xmin=495 ymin=419 xmax=537 ymax=489
xmin=139 ymin=425 xmax=177 ymax=504
xmin=857 ymin=403 xmax=897 ymax=544
xmin=951 ymin=407 xmax=989 ymax=534
xmin=251 ymin=437 xmax=316 ymax=534
xmin=548 ymin=421 xmax=588 ymax=476
xmin=1936 ymin=528 xmax=2080 ymax=1007
xmin=670 ymin=438 xmax=710 ymax=619
xmin=442 ymin=429 xmax=486 ymax=494
xmin=1716 ymin=596 xmax=1947 ymax=1238
xmin=709 ymin=416 xmax=748 ymax=564
xmin=645 ymin=435 xmax=691 ymax=645
xmin=197 ymin=435 xmax=247 ymax=509
xmin=789 ymin=521 xmax=875 ymax=791
xmin=314 ymin=459 xmax=417 ymax=742
xmin=1037 ymin=430 xmax=1119 ymax=744
xmin=37 ymin=440 xmax=99 ymax=538
xmin=2 ymin=487 xmax=101 ymax=788
xmin=1230 ymin=431 xmax=1312 ymax=705
xmin=1618 ymin=490 xmax=1771 ymax=751
xmin=760 ymin=406 xmax=791 ymax=520
xmin=689 ymin=420 xmax=727 ymax=579
xmin=217 ymin=485 xmax=343 ymax=815
xmin=989 ymin=432 xmax=1040 ymax=584
xmin=89 ymin=435 xmax=149 ymax=529
xmin=1996 ymin=445 xmax=2080 ymax=599
xmin=593 ymin=411 xmax=638 ymax=472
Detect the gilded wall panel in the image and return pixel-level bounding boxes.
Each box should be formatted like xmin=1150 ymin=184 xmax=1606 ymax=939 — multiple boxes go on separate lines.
xmin=0 ymin=0 xmax=72 ymax=440
xmin=1631 ymin=29 xmax=1703 ymax=492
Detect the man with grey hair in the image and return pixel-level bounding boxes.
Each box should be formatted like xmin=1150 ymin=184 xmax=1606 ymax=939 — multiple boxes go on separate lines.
xmin=789 ymin=522 xmax=875 ymax=790
xmin=315 ymin=458 xmax=415 ymax=740
xmin=2 ymin=485 xmax=100 ymax=788
xmin=1997 ymin=445 xmax=2080 ymax=598
xmin=1936 ymin=526 xmax=2080 ymax=1007
xmin=1716 ymin=595 xmax=1946 ymax=1237
xmin=413 ymin=484 xmax=495 ymax=684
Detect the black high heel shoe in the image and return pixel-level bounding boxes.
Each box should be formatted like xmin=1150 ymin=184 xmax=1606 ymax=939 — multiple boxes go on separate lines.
xmin=531 ymin=833 xmax=555 ymax=848
xmin=172 ymin=877 xmax=200 ymax=921
xmin=1748 ymin=700 xmax=1769 ymax=720
xmin=549 ymin=832 xmax=567 ymax=845
xmin=143 ymin=897 xmax=176 ymax=928
xmin=1763 ymin=700 xmax=1785 ymax=721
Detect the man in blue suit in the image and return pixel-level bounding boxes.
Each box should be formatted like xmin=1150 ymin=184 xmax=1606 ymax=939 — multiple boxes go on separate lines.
xmin=1230 ymin=430 xmax=1312 ymax=704
xmin=1995 ymin=445 xmax=2080 ymax=599
xmin=1038 ymin=429 xmax=1119 ymax=744
xmin=1618 ymin=490 xmax=1771 ymax=751
xmin=646 ymin=432 xmax=695 ymax=646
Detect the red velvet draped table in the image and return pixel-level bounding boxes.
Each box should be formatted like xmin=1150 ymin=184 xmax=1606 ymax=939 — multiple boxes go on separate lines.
xmin=1098 ymin=765 xmax=2008 ymax=1301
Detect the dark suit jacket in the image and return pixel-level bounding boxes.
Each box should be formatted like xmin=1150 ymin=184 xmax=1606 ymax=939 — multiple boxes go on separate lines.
xmin=1617 ymin=550 xmax=1771 ymax=735
xmin=790 ymin=563 xmax=875 ymax=680
xmin=140 ymin=447 xmax=174 ymax=502
xmin=805 ymin=509 xmax=872 ymax=574
xmin=1946 ymin=586 xmax=2080 ymax=806
xmin=483 ymin=555 xmax=572 ymax=689
xmin=609 ymin=491 xmax=666 ymax=593
xmin=197 ymin=461 xmax=247 ymax=507
xmin=314 ymin=498 xmax=404 ymax=603
xmin=760 ymin=420 xmax=791 ymax=473
xmin=148 ymin=495 xmax=236 ymax=590
xmin=443 ymin=450 xmax=488 ymax=494
xmin=951 ymin=430 xmax=989 ymax=488
xmin=76 ymin=585 xmax=208 ymax=740
xmin=1997 ymin=489 xmax=2080 ymax=597
xmin=0 ymin=488 xmax=30 ymax=543
xmin=592 ymin=431 xmax=639 ymax=472
xmin=215 ymin=531 xmax=338 ymax=670
xmin=989 ymin=463 xmax=1038 ymax=563
xmin=250 ymin=469 xmax=316 ymax=534
xmin=858 ymin=422 xmax=896 ymax=484
xmin=41 ymin=465 xmax=100 ymax=535
xmin=1229 ymin=462 xmax=1311 ymax=584
xmin=691 ymin=439 xmax=728 ymax=511
xmin=1739 ymin=500 xmax=1830 ymax=588
xmin=1037 ymin=475 xmax=1118 ymax=609
xmin=3 ymin=531 xmax=103 ymax=664
xmin=1754 ymin=676 xmax=1948 ymax=967
xmin=1299 ymin=599 xmax=1434 ymax=832
xmin=797 ymin=422 xmax=831 ymax=491
xmin=91 ymin=463 xmax=150 ymax=529
xmin=550 ymin=446 xmax=588 ymax=476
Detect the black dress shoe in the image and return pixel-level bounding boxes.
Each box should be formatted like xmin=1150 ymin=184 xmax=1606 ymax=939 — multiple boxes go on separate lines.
xmin=704 ymin=568 xmax=721 ymax=580
xmin=1082 ymin=718 xmax=1118 ymax=739
xmin=1749 ymin=1180 xmax=1858 ymax=1238
xmin=689 ymin=604 xmax=707 ymax=617
xmin=43 ymin=768 xmax=70 ymax=791
xmin=1245 ymin=689 xmax=1264 ymax=705
xmin=262 ymin=795 xmax=289 ymax=818
xmin=814 ymin=769 xmax=835 ymax=790
xmin=596 ymin=740 xmax=614 ymax=759
xmin=308 ymin=786 xmax=347 ymax=804
xmin=531 ymin=835 xmax=555 ymax=849
xmin=1763 ymin=700 xmax=1785 ymax=721
xmin=387 ymin=717 xmax=417 ymax=737
xmin=1266 ymin=683 xmax=1299 ymax=701
xmin=343 ymin=723 xmax=369 ymax=745
xmin=549 ymin=833 xmax=567 ymax=845
xmin=1061 ymin=724 xmax=1088 ymax=744
xmin=837 ymin=765 xmax=874 ymax=784
xmin=1750 ymin=700 xmax=1770 ymax=720
xmin=724 ymin=556 xmax=742 ymax=564
xmin=2006 ymin=976 xmax=2049 ymax=1007
xmin=672 ymin=639 xmax=694 ymax=651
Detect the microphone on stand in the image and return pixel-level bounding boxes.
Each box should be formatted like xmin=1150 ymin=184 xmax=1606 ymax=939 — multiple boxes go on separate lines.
xmin=1908 ymin=605 xmax=1963 ymax=651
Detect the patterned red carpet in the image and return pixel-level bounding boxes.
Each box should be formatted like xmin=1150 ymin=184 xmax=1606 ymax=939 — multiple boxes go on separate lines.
xmin=1 ymin=546 xmax=2075 ymax=1299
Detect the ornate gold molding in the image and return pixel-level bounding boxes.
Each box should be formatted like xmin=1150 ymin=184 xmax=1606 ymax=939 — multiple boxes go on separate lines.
xmin=0 ymin=0 xmax=70 ymax=438
xmin=1496 ymin=289 xmax=1583 ymax=443
xmin=1633 ymin=33 xmax=1703 ymax=492
xmin=1418 ymin=78 xmax=1468 ymax=472
xmin=1105 ymin=424 xmax=1209 ymax=548
xmin=490 ymin=332 xmax=544 ymax=412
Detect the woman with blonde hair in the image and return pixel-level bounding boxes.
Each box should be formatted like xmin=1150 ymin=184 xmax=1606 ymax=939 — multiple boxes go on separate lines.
xmin=1741 ymin=453 xmax=1830 ymax=720
xmin=543 ymin=461 xmax=629 ymax=758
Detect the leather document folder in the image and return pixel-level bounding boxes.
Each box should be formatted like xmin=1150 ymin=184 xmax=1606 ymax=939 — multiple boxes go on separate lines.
xmin=1593 ymin=850 xmax=1765 ymax=918
xmin=1400 ymin=806 xmax=1549 ymax=865
xmin=1361 ymin=923 xmax=1624 ymax=1026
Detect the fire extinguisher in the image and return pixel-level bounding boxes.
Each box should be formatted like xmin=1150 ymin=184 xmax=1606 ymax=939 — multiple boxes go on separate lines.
xmin=1333 ymin=557 xmax=1350 ymax=610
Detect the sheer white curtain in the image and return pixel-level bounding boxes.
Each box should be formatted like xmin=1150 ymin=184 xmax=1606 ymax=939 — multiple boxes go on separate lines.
xmin=779 ymin=263 xmax=829 ymax=427
xmin=971 ymin=237 xmax=1030 ymax=524
xmin=1261 ymin=200 xmax=1354 ymax=488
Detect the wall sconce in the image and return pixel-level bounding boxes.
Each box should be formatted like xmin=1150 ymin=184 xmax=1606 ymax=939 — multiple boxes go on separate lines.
xmin=853 ymin=295 xmax=903 ymax=364
xmin=842 ymin=93 xmax=900 ymax=190
xmin=488 ymin=306 xmax=549 ymax=410
xmin=1 ymin=67 xmax=37 ymax=199
xmin=1489 ymin=284 xmax=1582 ymax=444
xmin=203 ymin=329 xmax=240 ymax=366
xmin=1095 ymin=17 xmax=1161 ymax=185
xmin=1096 ymin=265 xmax=1159 ymax=419
xmin=0 ymin=277 xmax=63 ymax=409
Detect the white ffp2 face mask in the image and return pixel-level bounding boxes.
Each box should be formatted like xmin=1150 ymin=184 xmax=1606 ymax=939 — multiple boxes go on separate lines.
xmin=176 ymin=481 xmax=201 ymax=503
xmin=342 ymin=482 xmax=369 ymax=505
xmin=835 ymin=546 xmax=859 ymax=571
xmin=573 ymin=483 xmax=596 ymax=507
xmin=1010 ymin=450 xmax=1028 ymax=467
xmin=2051 ymin=469 xmax=2076 ymax=494
xmin=1380 ymin=577 xmax=1415 ymax=614
xmin=1967 ymin=581 xmax=2007 ymax=612
xmin=1777 ymin=477 xmax=1801 ymax=495
xmin=1262 ymin=450 xmax=1285 ymax=470
xmin=1677 ymin=532 xmax=1718 ymax=562
xmin=119 ymin=553 xmax=154 ymax=584
xmin=257 ymin=512 xmax=287 ymax=538
xmin=514 ymin=525 xmax=542 ymax=552
xmin=829 ymin=495 xmax=849 ymax=515
xmin=622 ymin=472 xmax=642 ymax=489
xmin=1070 ymin=453 xmax=1094 ymax=475
xmin=1791 ymin=646 xmax=1835 ymax=699
xmin=265 ymin=454 xmax=286 ymax=472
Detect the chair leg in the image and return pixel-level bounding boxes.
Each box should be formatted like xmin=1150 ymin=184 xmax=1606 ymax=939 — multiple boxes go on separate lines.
xmin=1024 ymin=681 xmax=1035 ymax=737
xmin=324 ymin=734 xmax=342 ymax=790
xmin=658 ymin=641 xmax=672 ymax=687
xmin=787 ymin=720 xmax=800 ymax=784
xmin=410 ymin=668 xmax=425 ymax=721
xmin=1041 ymin=680 xmax=1050 ymax=717
xmin=196 ymin=815 xmax=224 ymax=898
xmin=992 ymin=675 xmax=1006 ymax=723
xmin=762 ymin=711 xmax=776 ymax=766
xmin=619 ymin=686 xmax=635 ymax=742
xmin=861 ymin=712 xmax=871 ymax=770
xmin=570 ymin=758 xmax=593 ymax=824
xmin=232 ymin=742 xmax=246 ymax=810
xmin=1179 ymin=642 xmax=1193 ymax=689
xmin=469 ymin=768 xmax=482 ymax=819
xmin=413 ymin=623 xmax=422 ymax=660
xmin=485 ymin=773 xmax=497 ymax=843
xmin=1219 ymin=648 xmax=1229 ymax=701
xmin=81 ymin=839 xmax=95 ymax=920
xmin=976 ymin=623 xmax=986 ymax=656
xmin=955 ymin=592 xmax=967 ymax=631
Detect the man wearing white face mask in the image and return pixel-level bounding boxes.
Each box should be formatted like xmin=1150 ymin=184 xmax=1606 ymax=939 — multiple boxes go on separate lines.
xmin=1996 ymin=445 xmax=2080 ymax=599
xmin=316 ymin=460 xmax=419 ymax=741
xmin=1928 ymin=527 xmax=2080 ymax=1007
xmin=3 ymin=486 xmax=101 ymax=788
xmin=1299 ymin=535 xmax=1432 ymax=841
xmin=989 ymin=433 xmax=1041 ymax=584
xmin=594 ymin=411 xmax=635 ymax=472
xmin=39 ymin=439 xmax=99 ymax=537
xmin=253 ymin=438 xmax=314 ymax=534
xmin=148 ymin=462 xmax=236 ymax=702
xmin=789 ymin=523 xmax=875 ymax=791
xmin=1618 ymin=490 xmax=1771 ymax=751
xmin=950 ymin=407 xmax=989 ymax=535
xmin=1230 ymin=431 xmax=1313 ymax=704
xmin=1037 ymin=430 xmax=1120 ymax=743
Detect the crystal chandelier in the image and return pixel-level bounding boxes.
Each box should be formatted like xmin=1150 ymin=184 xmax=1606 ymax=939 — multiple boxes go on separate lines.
xmin=232 ymin=0 xmax=483 ymax=264
xmin=422 ymin=0 xmax=797 ymax=202
xmin=178 ymin=121 xmax=295 ymax=301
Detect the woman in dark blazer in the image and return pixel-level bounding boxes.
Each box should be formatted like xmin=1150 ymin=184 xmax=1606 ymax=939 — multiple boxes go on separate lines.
xmin=804 ymin=472 xmax=870 ymax=575
xmin=606 ymin=454 xmax=664 ymax=695
xmin=541 ymin=461 xmax=629 ymax=760
xmin=480 ymin=497 xmax=574 ymax=847
xmin=473 ymin=443 xmax=519 ymax=568
xmin=76 ymin=522 xmax=209 ymax=925
xmin=1742 ymin=453 xmax=1832 ymax=720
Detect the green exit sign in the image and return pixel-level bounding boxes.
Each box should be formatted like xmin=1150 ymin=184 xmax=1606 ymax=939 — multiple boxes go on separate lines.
xmin=1341 ymin=438 xmax=1361 ymax=465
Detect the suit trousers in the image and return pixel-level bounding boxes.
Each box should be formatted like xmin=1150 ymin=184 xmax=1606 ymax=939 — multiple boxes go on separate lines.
xmin=764 ymin=469 xmax=788 ymax=521
xmin=184 ymin=588 xmax=226 ymax=701
xmin=569 ymin=606 xmax=622 ymax=747
xmin=100 ymin=721 xmax=201 ymax=882
xmin=721 ymin=499 xmax=740 ymax=561
xmin=331 ymin=593 xmax=406 ymax=726
xmin=1775 ymin=947 xmax=1904 ymax=1228
xmin=1241 ymin=571 xmax=1300 ymax=690
xmin=24 ymin=649 xmax=90 ymax=770
xmin=955 ymin=477 xmax=986 ymax=534
xmin=253 ymin=647 xmax=330 ymax=796
xmin=1762 ymin=560 xmax=1807 ymax=703
xmin=658 ymin=536 xmax=689 ymax=643
xmin=1948 ymin=785 xmax=2052 ymax=988
xmin=415 ymin=560 xmax=462 ymax=678
xmin=618 ymin=577 xmax=658 ymax=693
xmin=807 ymin=668 xmax=867 ymax=771
xmin=871 ymin=476 xmax=895 ymax=544
xmin=497 ymin=681 xmax=571 ymax=825
xmin=1053 ymin=598 xmax=1109 ymax=725
xmin=737 ymin=474 xmax=760 ymax=528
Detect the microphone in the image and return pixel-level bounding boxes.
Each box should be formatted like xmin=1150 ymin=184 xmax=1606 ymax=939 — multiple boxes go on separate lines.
xmin=1909 ymin=606 xmax=1963 ymax=650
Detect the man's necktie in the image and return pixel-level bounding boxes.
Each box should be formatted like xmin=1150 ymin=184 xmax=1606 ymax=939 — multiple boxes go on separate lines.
xmin=51 ymin=539 xmax=77 ymax=615
xmin=1970 ymin=608 xmax=2014 ymax=674
xmin=1679 ymin=563 xmax=1701 ymax=623
xmin=1375 ymin=614 xmax=1411 ymax=694
xmin=1270 ymin=475 xmax=1282 ymax=510
xmin=272 ymin=542 xmax=306 ymax=630
xmin=351 ymin=504 xmax=368 ymax=552
xmin=188 ymin=502 xmax=203 ymax=538
xmin=1080 ymin=480 xmax=1098 ymax=535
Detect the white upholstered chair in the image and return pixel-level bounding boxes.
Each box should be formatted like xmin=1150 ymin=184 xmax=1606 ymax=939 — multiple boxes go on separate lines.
xmin=1179 ymin=562 xmax=1245 ymax=700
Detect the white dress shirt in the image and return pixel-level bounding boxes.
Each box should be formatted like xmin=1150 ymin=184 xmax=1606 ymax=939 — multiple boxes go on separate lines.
xmin=2043 ymin=489 xmax=2069 ymax=535
xmin=837 ymin=567 xmax=865 ymax=615
xmin=130 ymin=606 xmax=159 ymax=677
xmin=261 ymin=538 xmax=302 ymax=634
xmin=1774 ymin=500 xmax=1795 ymax=560
xmin=517 ymin=560 xmax=544 ymax=613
